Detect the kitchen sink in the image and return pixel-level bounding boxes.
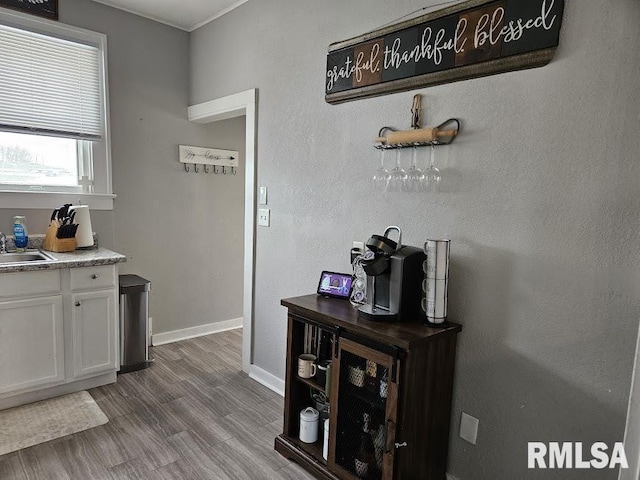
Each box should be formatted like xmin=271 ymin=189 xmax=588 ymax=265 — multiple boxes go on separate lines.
xmin=0 ymin=250 xmax=57 ymax=264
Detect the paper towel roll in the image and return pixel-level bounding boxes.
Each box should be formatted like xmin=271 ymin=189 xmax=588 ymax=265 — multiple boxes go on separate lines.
xmin=69 ymin=205 xmax=94 ymax=248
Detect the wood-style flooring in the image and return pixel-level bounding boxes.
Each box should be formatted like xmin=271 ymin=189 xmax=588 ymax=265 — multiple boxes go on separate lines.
xmin=0 ymin=329 xmax=314 ymax=480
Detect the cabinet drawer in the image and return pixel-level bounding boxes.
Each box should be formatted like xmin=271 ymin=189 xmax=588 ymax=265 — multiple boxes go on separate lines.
xmin=0 ymin=270 xmax=61 ymax=299
xmin=70 ymin=265 xmax=116 ymax=291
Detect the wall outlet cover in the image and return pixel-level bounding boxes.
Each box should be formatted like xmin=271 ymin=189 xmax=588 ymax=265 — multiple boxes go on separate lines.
xmin=459 ymin=412 xmax=479 ymax=445
xmin=258 ymin=208 xmax=270 ymax=227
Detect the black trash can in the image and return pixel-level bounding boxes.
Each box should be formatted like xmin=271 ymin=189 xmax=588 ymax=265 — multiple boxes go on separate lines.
xmin=119 ymin=274 xmax=151 ymax=373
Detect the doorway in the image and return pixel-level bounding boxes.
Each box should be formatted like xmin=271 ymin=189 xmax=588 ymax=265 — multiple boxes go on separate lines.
xmin=188 ymin=89 xmax=257 ymax=374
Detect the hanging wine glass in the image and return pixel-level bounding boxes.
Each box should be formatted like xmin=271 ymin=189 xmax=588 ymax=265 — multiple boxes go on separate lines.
xmin=387 ymin=148 xmax=407 ymax=192
xmin=424 ymin=144 xmax=441 ymax=192
xmin=372 ymin=148 xmax=390 ymax=192
xmin=404 ymin=146 xmax=424 ymax=192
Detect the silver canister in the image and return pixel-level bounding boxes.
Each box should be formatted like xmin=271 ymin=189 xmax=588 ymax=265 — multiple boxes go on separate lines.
xmin=422 ymin=239 xmax=450 ymax=324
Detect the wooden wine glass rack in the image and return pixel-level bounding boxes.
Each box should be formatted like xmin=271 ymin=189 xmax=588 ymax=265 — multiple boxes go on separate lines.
xmin=374 ymin=118 xmax=461 ymax=150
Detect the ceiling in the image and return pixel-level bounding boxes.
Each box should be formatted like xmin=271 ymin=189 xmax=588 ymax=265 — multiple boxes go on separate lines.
xmin=90 ymin=0 xmax=250 ymax=32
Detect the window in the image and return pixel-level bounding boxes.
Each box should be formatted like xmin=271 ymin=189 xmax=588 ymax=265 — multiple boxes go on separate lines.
xmin=0 ymin=10 xmax=112 ymax=209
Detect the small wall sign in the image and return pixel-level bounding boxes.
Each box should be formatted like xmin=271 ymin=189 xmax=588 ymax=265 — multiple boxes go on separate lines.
xmin=325 ymin=0 xmax=564 ymax=104
xmin=0 ymin=0 xmax=58 ymax=20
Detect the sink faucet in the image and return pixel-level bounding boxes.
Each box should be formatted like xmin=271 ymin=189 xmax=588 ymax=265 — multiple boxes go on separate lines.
xmin=0 ymin=232 xmax=6 ymax=254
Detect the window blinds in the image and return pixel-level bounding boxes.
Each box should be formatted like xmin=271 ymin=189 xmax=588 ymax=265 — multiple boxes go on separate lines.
xmin=0 ymin=23 xmax=103 ymax=139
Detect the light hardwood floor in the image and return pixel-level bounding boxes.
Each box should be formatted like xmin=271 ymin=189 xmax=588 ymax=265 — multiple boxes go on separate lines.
xmin=0 ymin=329 xmax=315 ymax=480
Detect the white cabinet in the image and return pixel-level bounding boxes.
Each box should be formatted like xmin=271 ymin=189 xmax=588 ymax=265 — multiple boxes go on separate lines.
xmin=0 ymin=296 xmax=64 ymax=395
xmin=71 ymin=289 xmax=118 ymax=377
xmin=0 ymin=263 xmax=119 ymax=407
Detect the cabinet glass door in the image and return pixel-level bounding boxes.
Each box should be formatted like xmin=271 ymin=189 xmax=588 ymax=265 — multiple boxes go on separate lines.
xmin=328 ymin=337 xmax=399 ymax=480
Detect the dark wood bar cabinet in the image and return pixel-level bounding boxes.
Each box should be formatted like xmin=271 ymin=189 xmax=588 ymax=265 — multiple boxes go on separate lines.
xmin=274 ymin=294 xmax=461 ymax=480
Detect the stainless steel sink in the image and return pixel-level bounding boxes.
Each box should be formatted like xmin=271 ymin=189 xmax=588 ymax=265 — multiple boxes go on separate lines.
xmin=0 ymin=250 xmax=56 ymax=264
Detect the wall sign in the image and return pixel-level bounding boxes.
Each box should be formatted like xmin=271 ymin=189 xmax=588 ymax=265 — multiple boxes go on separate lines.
xmin=0 ymin=0 xmax=58 ymax=20
xmin=325 ymin=0 xmax=564 ymax=104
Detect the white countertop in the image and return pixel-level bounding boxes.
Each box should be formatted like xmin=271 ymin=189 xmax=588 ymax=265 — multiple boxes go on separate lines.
xmin=0 ymin=248 xmax=126 ymax=274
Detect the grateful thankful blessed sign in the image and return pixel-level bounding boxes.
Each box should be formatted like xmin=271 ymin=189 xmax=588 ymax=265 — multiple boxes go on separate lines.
xmin=0 ymin=0 xmax=58 ymax=19
xmin=325 ymin=0 xmax=564 ymax=104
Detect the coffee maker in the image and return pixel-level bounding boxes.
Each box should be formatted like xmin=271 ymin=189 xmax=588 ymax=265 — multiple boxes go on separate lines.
xmin=358 ymin=226 xmax=425 ymax=322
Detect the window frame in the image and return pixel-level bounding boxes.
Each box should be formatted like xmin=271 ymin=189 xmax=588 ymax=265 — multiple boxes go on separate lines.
xmin=0 ymin=9 xmax=113 ymax=210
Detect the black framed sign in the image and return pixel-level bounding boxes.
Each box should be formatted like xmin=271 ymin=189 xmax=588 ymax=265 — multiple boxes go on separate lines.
xmin=0 ymin=0 xmax=58 ymax=20
xmin=325 ymin=0 xmax=564 ymax=104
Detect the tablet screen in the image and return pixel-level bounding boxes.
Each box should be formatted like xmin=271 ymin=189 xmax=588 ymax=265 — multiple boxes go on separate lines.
xmin=317 ymin=271 xmax=353 ymax=299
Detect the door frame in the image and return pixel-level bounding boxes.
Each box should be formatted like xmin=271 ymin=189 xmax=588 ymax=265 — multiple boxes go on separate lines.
xmin=187 ymin=88 xmax=257 ymax=374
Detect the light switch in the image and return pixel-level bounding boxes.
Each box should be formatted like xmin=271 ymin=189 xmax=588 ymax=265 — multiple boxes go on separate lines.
xmin=259 ymin=186 xmax=268 ymax=205
xmin=258 ymin=208 xmax=270 ymax=227
xmin=459 ymin=412 xmax=479 ymax=445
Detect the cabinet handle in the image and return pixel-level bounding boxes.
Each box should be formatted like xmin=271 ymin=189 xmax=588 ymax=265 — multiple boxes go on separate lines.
xmin=75 ymin=301 xmax=81 ymax=307
xmin=91 ymin=274 xmax=99 ymax=279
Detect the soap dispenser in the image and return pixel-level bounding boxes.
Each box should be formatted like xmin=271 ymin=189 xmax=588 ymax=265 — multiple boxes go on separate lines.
xmin=13 ymin=216 xmax=28 ymax=251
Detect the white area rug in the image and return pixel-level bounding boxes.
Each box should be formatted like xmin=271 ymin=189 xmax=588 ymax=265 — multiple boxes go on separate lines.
xmin=0 ymin=391 xmax=108 ymax=456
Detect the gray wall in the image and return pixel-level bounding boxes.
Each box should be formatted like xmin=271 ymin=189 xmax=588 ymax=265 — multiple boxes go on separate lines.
xmin=190 ymin=1 xmax=640 ymax=478
xmin=0 ymin=0 xmax=245 ymax=333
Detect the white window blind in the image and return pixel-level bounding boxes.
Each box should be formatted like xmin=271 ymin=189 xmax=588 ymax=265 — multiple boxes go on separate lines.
xmin=0 ymin=23 xmax=103 ymax=139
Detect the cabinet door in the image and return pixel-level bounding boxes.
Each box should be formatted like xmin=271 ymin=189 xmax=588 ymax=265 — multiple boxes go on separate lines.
xmin=0 ymin=296 xmax=64 ymax=395
xmin=328 ymin=337 xmax=400 ymax=480
xmin=71 ymin=289 xmax=117 ymax=378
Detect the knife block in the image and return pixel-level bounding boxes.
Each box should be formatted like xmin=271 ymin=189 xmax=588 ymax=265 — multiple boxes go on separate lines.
xmin=43 ymin=223 xmax=76 ymax=253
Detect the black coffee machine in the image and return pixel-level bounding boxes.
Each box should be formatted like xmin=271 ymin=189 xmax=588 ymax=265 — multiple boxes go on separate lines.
xmin=358 ymin=226 xmax=425 ymax=322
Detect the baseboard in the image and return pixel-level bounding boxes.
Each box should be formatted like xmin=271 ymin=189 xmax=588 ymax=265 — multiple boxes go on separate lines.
xmin=249 ymin=365 xmax=285 ymax=397
xmin=0 ymin=371 xmax=116 ymax=411
xmin=151 ymin=317 xmax=243 ymax=346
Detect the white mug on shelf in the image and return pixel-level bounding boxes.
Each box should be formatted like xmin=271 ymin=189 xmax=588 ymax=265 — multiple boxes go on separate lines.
xmin=298 ymin=354 xmax=317 ymax=379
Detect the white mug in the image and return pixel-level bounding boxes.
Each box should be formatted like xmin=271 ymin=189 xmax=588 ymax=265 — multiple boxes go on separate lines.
xmin=423 ymin=239 xmax=450 ymax=280
xmin=422 ymin=278 xmax=447 ymax=323
xmin=348 ymin=365 xmax=365 ymax=387
xmin=298 ymin=354 xmax=317 ymax=379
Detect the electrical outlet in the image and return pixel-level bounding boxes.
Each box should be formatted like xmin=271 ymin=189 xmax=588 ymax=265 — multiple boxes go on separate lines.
xmin=459 ymin=412 xmax=479 ymax=445
xmin=352 ymin=241 xmax=364 ymax=254
xmin=258 ymin=208 xmax=270 ymax=227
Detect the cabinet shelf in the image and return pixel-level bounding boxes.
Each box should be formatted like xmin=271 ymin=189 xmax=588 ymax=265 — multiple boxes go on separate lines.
xmin=295 ymin=375 xmax=326 ymax=394
xmin=342 ymin=382 xmax=386 ymax=411
xmin=290 ymin=436 xmax=326 ymax=465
